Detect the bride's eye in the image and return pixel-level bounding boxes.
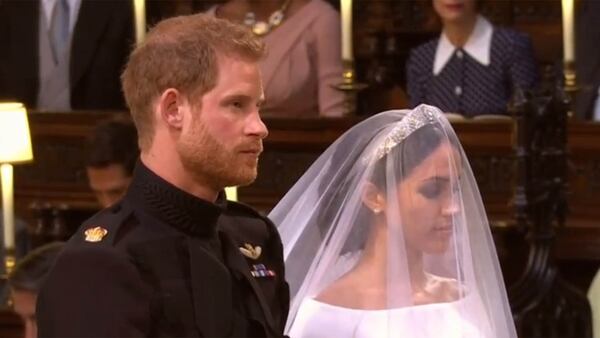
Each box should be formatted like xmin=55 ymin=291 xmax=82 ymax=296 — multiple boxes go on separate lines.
xmin=418 ymin=181 xmax=442 ymax=199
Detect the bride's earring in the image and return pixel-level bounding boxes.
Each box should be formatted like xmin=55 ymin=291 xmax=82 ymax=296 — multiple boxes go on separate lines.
xmin=362 ymin=182 xmax=385 ymax=215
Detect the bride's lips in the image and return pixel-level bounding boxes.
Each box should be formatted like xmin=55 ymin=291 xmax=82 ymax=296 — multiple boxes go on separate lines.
xmin=434 ymin=224 xmax=453 ymax=235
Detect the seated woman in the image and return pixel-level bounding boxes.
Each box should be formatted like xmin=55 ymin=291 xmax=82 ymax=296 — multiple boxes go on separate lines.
xmin=270 ymin=104 xmax=516 ymax=337
xmin=406 ymin=0 xmax=538 ymax=117
xmin=208 ymin=0 xmax=345 ymax=116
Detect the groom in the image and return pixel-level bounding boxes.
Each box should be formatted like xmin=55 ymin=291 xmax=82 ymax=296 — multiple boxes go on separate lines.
xmin=36 ymin=14 xmax=289 ymax=337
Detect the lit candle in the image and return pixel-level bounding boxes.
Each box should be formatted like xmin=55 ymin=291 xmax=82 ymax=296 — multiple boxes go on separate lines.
xmin=1 ymin=163 xmax=14 ymax=250
xmin=134 ymin=0 xmax=146 ymax=45
xmin=561 ymin=0 xmax=575 ymax=63
xmin=225 ymin=186 xmax=238 ymax=202
xmin=340 ymin=0 xmax=353 ymax=61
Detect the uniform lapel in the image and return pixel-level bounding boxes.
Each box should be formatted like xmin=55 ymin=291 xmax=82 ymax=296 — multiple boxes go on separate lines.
xmin=187 ymin=236 xmax=233 ymax=337
xmin=219 ymin=231 xmax=279 ymax=335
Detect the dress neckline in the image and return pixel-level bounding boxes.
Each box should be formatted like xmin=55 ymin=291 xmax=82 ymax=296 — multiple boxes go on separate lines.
xmin=302 ymin=291 xmax=473 ymax=313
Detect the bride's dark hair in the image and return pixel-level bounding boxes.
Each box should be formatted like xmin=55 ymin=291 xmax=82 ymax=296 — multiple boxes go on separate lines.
xmin=369 ymin=124 xmax=447 ymax=189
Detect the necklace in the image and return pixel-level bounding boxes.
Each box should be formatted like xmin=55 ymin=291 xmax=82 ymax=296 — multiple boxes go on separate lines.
xmin=243 ymin=0 xmax=291 ymax=36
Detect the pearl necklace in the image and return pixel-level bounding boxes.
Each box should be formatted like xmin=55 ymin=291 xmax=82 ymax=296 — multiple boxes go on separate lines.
xmin=243 ymin=0 xmax=291 ymax=36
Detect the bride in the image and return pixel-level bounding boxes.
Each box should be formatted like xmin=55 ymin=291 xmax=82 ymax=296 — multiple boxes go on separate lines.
xmin=270 ymin=105 xmax=516 ymax=337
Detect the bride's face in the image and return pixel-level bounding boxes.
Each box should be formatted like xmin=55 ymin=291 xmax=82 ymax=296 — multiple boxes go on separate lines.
xmin=393 ymin=142 xmax=461 ymax=254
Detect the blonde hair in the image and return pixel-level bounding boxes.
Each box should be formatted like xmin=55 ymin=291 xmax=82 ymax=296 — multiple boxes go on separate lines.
xmin=121 ymin=14 xmax=265 ymax=150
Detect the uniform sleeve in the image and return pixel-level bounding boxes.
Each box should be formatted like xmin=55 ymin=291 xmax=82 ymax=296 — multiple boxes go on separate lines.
xmin=508 ymin=33 xmax=538 ymax=93
xmin=406 ymin=49 xmax=425 ymax=108
xmin=37 ymin=245 xmax=151 ymax=338
xmin=266 ymin=220 xmax=291 ymax=334
xmin=313 ymin=7 xmax=345 ymax=117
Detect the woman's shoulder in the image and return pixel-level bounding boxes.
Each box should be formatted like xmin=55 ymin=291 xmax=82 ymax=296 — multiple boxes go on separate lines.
xmin=408 ymin=38 xmax=438 ymax=67
xmin=307 ymin=0 xmax=338 ymax=14
xmin=489 ymin=27 xmax=535 ymax=65
xmin=280 ymin=0 xmax=339 ymax=35
xmin=492 ymin=26 xmax=533 ymax=50
xmin=302 ymin=0 xmax=340 ymax=24
xmin=290 ymin=296 xmax=374 ymax=338
xmin=315 ymin=275 xmax=365 ymax=308
xmin=413 ymin=37 xmax=439 ymax=53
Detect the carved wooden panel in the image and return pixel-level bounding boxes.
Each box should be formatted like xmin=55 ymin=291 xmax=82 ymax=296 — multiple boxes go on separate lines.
xmin=12 ymin=113 xmax=600 ymax=260
xmin=13 ymin=113 xmax=122 ymax=230
xmin=0 ymin=310 xmax=22 ymax=338
xmin=511 ymin=0 xmax=562 ymax=23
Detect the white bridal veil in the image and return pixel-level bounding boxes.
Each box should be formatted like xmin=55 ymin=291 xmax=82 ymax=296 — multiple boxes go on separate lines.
xmin=270 ymin=105 xmax=516 ymax=338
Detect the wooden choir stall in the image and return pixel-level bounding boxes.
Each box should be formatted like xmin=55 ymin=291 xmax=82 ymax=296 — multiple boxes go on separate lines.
xmin=0 ymin=104 xmax=597 ymax=336
xmin=1 ymin=0 xmax=598 ymax=337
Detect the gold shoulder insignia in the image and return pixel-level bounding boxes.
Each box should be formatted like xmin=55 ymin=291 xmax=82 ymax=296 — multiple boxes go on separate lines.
xmin=239 ymin=243 xmax=262 ymax=260
xmin=84 ymin=226 xmax=108 ymax=243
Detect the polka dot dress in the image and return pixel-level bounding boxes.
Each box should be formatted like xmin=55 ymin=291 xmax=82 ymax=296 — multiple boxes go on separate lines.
xmin=407 ymin=28 xmax=538 ymax=117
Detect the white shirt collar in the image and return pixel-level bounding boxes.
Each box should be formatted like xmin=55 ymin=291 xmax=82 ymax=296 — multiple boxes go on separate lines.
xmin=433 ymin=15 xmax=494 ymax=75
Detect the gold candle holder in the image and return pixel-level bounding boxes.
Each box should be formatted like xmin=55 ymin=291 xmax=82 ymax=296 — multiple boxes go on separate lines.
xmin=4 ymin=247 xmax=15 ymax=277
xmin=334 ymin=60 xmax=368 ymax=115
xmin=2 ymin=248 xmax=15 ymax=308
xmin=564 ymin=60 xmax=577 ymax=92
xmin=563 ymin=60 xmax=578 ymax=118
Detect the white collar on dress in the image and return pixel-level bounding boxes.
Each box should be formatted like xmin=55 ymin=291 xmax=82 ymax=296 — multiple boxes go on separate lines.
xmin=433 ymin=15 xmax=494 ymax=75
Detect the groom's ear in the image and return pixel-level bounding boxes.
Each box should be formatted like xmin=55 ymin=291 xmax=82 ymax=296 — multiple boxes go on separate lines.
xmin=157 ymin=88 xmax=186 ymax=130
xmin=361 ymin=182 xmax=386 ymax=214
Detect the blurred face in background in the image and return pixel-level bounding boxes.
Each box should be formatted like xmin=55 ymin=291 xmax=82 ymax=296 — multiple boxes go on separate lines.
xmin=86 ymin=164 xmax=132 ymax=208
xmin=11 ymin=289 xmax=37 ymax=338
xmin=433 ymin=0 xmax=477 ymax=25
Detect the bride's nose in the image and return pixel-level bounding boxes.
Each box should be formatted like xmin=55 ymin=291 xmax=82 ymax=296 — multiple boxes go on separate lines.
xmin=441 ymin=197 xmax=460 ymax=217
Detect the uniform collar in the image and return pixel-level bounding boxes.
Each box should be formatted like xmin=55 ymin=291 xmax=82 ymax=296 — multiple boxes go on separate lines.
xmin=434 ymin=15 xmax=494 ymax=75
xmin=126 ymin=161 xmax=226 ymax=237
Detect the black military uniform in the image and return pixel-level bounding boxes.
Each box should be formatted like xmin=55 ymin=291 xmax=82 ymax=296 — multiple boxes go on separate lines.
xmin=37 ymin=162 xmax=290 ymax=337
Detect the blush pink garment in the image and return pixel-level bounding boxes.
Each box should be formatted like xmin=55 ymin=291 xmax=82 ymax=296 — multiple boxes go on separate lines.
xmin=209 ymin=0 xmax=345 ymax=117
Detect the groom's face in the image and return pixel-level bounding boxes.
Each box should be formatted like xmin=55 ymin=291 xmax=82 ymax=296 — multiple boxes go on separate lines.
xmin=175 ymin=54 xmax=268 ymax=190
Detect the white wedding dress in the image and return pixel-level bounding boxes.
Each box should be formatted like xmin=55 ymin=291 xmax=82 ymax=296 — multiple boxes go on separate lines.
xmin=272 ymin=107 xmax=518 ymax=338
xmin=288 ymin=294 xmax=492 ymax=338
